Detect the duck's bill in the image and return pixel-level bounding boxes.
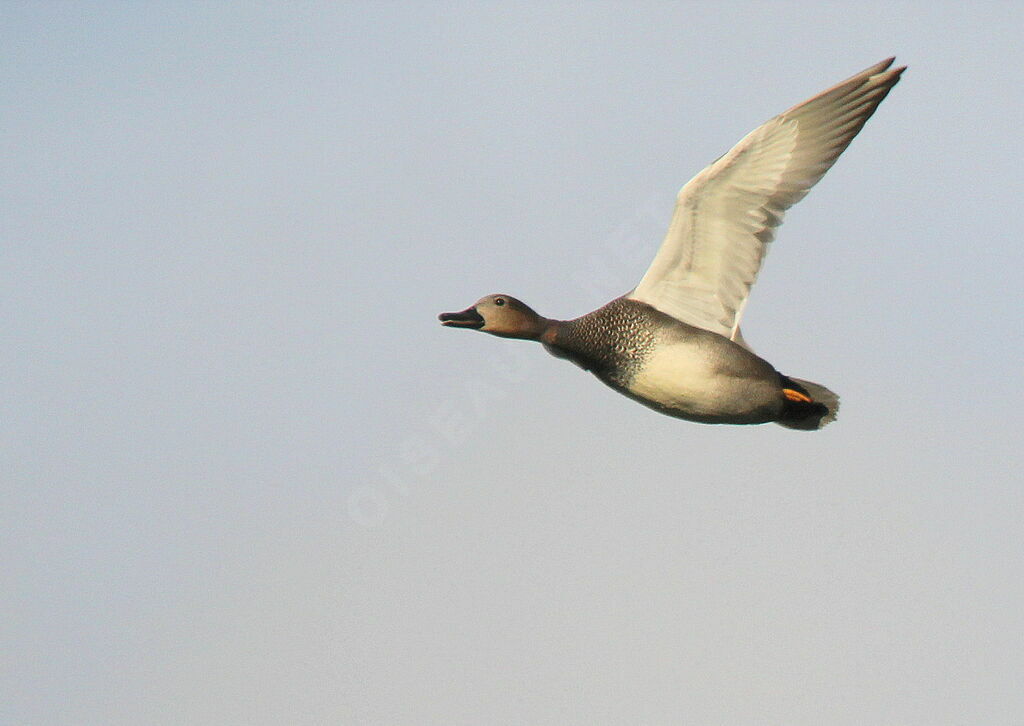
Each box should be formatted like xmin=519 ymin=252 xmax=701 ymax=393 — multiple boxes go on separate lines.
xmin=438 ymin=307 xmax=484 ymax=329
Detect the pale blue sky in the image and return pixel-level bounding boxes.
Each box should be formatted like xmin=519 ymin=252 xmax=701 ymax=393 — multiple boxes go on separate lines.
xmin=3 ymin=3 xmax=1023 ymax=724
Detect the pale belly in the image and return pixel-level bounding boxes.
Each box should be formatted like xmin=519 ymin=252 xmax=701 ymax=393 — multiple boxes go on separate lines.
xmin=617 ymin=343 xmax=782 ymax=424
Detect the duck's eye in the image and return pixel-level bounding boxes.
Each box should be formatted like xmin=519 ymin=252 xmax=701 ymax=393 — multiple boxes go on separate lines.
xmin=494 ymin=298 xmax=506 ymax=306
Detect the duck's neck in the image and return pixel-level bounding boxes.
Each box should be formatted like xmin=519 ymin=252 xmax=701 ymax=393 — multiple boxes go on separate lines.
xmin=538 ymin=318 xmax=561 ymax=345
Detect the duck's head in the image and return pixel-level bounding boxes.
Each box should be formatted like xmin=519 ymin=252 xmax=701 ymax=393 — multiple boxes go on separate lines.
xmin=439 ymin=294 xmax=547 ymax=340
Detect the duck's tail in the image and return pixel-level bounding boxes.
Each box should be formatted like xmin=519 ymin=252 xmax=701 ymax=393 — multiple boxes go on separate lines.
xmin=776 ymin=376 xmax=840 ymax=431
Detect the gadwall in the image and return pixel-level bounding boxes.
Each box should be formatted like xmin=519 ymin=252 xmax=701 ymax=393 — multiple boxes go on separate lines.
xmin=441 ymin=58 xmax=904 ymax=430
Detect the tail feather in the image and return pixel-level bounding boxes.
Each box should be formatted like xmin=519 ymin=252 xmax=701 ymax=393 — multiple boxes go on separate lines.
xmin=777 ymin=377 xmax=840 ymax=431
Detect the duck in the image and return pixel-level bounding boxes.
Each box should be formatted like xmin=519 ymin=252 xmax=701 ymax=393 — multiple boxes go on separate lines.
xmin=439 ymin=58 xmax=905 ymax=430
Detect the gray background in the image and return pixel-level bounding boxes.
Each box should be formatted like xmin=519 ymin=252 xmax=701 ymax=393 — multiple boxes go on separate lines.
xmin=4 ymin=2 xmax=1022 ymax=724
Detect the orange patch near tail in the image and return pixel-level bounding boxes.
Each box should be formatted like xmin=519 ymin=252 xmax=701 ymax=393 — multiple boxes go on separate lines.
xmin=783 ymin=388 xmax=813 ymax=403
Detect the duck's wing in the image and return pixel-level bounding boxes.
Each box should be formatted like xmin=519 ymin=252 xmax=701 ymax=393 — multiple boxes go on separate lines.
xmin=627 ymin=58 xmax=904 ymax=341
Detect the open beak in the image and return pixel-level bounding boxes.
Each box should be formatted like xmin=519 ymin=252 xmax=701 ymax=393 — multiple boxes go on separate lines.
xmin=438 ymin=307 xmax=484 ymax=329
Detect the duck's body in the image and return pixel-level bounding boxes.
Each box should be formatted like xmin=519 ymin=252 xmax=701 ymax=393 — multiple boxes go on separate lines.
xmin=440 ymin=59 xmax=904 ymax=430
xmin=548 ymin=298 xmax=783 ymax=425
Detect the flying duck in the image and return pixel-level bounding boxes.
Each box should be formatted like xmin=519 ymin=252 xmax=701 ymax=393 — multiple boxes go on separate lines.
xmin=440 ymin=58 xmax=904 ymax=430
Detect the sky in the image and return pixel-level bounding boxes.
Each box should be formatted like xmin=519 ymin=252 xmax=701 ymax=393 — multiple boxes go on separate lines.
xmin=3 ymin=2 xmax=1023 ymax=724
